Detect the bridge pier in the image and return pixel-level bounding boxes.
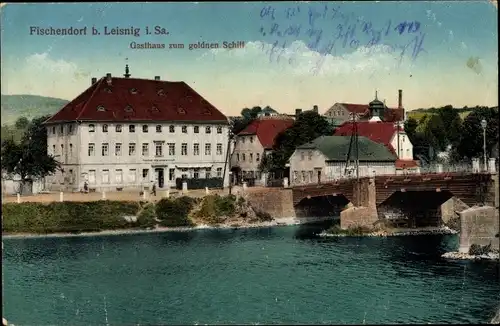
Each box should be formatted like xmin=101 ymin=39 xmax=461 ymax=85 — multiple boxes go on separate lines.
xmin=340 ymin=177 xmax=378 ymax=229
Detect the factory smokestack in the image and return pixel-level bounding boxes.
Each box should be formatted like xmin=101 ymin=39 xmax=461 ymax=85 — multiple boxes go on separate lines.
xmin=398 ymin=89 xmax=403 ymax=109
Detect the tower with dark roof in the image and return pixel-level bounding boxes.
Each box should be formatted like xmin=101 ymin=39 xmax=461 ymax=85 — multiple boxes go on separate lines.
xmin=368 ymin=91 xmax=385 ymax=122
xmin=124 ymin=64 xmax=131 ymax=78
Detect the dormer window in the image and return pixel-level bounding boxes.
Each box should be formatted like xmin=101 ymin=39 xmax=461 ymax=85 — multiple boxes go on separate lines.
xmin=130 ymin=88 xmax=138 ymax=94
xmin=152 ymin=106 xmax=159 ymax=112
xmin=157 ymin=89 xmax=165 ymax=96
xmin=104 ymin=88 xmax=112 ymax=93
xmin=177 ymin=107 xmax=186 ymax=114
xmin=102 ymin=124 xmax=108 ymax=132
xmin=89 ymin=124 xmax=95 ymax=132
xmin=125 ymin=105 xmax=133 ymax=112
xmin=202 ymin=108 xmax=211 ymax=115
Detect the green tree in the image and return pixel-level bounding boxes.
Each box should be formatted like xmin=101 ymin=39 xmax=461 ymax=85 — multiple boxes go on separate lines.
xmin=231 ymin=106 xmax=264 ymax=135
xmin=423 ymin=114 xmax=447 ymax=152
xmin=456 ymin=106 xmax=499 ymax=160
xmin=404 ymin=117 xmax=418 ymax=140
xmin=437 ymin=105 xmax=463 ymax=147
xmin=262 ymin=111 xmax=334 ymax=172
xmin=14 ymin=116 xmax=30 ymax=130
xmin=1 ymin=115 xmax=60 ymax=194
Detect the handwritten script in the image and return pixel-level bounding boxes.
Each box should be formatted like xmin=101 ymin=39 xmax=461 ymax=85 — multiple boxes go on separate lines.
xmin=258 ymin=4 xmax=427 ymax=75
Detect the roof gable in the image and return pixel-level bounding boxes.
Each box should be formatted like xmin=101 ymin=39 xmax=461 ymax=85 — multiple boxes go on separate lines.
xmin=238 ymin=118 xmax=294 ymax=149
xmin=335 ymin=103 xmax=404 ymax=122
xmin=333 ymin=121 xmax=404 ymax=153
xmin=44 ymin=77 xmax=228 ymax=124
xmin=297 ymin=135 xmax=397 ymax=162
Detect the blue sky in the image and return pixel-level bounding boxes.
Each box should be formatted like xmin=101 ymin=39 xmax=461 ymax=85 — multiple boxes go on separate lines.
xmin=0 ymin=2 xmax=497 ymax=115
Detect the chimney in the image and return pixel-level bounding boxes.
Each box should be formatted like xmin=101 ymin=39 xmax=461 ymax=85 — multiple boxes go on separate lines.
xmin=106 ymin=73 xmax=112 ymax=85
xmin=295 ymin=109 xmax=302 ymax=116
xmin=312 ymin=105 xmax=318 ymax=113
xmin=398 ymin=89 xmax=403 ymax=109
xmin=91 ymin=77 xmax=97 ymax=85
xmin=154 ymin=76 xmax=160 ymax=81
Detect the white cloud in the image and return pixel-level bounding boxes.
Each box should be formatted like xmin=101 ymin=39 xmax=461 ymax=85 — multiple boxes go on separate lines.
xmin=1 ymin=52 xmax=90 ymax=99
xmin=199 ymin=40 xmax=406 ymax=78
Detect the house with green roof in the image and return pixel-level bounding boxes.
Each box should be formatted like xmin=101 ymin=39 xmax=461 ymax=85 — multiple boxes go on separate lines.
xmin=289 ymin=136 xmax=397 ymax=185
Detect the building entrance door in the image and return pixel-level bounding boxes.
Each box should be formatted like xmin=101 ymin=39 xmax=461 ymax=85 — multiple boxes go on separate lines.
xmin=155 ymin=168 xmax=164 ymax=188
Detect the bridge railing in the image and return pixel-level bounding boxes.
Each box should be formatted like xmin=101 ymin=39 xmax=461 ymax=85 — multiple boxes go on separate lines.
xmin=289 ymin=163 xmax=485 ymax=187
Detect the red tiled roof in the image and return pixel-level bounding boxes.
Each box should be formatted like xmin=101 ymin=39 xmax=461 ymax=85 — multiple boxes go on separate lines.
xmin=395 ymin=159 xmax=419 ymax=169
xmin=238 ymin=118 xmax=294 ymax=149
xmin=339 ymin=103 xmax=404 ymax=122
xmin=44 ymin=77 xmax=228 ymax=124
xmin=333 ymin=121 xmax=404 ymax=153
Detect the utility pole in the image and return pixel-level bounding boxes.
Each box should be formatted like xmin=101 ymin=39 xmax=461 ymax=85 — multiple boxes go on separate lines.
xmin=222 ymin=120 xmax=234 ymax=194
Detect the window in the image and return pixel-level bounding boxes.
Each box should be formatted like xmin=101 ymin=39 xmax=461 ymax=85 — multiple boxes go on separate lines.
xmin=155 ymin=143 xmax=163 ymax=156
xmin=205 ymin=143 xmax=211 ymax=155
xmin=129 ymin=125 xmax=135 ymax=133
xmin=217 ymin=126 xmax=222 ymax=134
xmin=142 ymin=143 xmax=149 ymax=156
xmin=129 ymin=143 xmax=136 ymax=156
xmin=102 ymin=143 xmax=109 ymax=156
xmin=302 ymin=171 xmax=306 ymax=182
xmin=115 ymin=169 xmax=123 ymax=183
xmin=193 ymin=143 xmax=200 ymax=155
xmin=60 ymin=125 xmax=64 ymax=133
xmin=102 ymin=124 xmax=108 ymax=132
xmin=61 ymin=144 xmax=64 ymax=156
xmin=52 ymin=127 xmax=56 ymax=134
xmin=129 ymin=169 xmax=137 ymax=183
xmin=115 ymin=143 xmax=122 ymax=156
xmin=249 ymin=153 xmax=253 ymax=162
xmin=102 ymin=169 xmax=110 ymax=184
xmin=156 ymin=125 xmax=162 ymax=133
xmin=308 ymin=151 xmax=313 ymax=160
xmin=169 ymin=125 xmax=175 ymax=133
xmin=97 ymin=105 xmax=105 ymax=112
xmin=242 ymin=153 xmax=246 ymax=161
xmin=88 ymin=143 xmax=95 ymax=156
xmin=169 ymin=168 xmax=175 ymax=181
xmin=141 ymin=125 xmax=148 ymax=133
xmin=194 ymin=126 xmax=199 ymax=133
xmin=301 ymin=152 xmax=305 ymax=161
xmin=216 ymin=143 xmax=223 ymax=155
xmin=89 ymin=124 xmax=95 ymax=132
xmin=69 ymin=124 xmax=73 ymax=133
xmin=182 ymin=126 xmax=187 ymax=133
xmin=88 ymin=170 xmax=96 ymax=184
xmin=309 ymin=171 xmax=313 ymax=182
xmin=205 ymin=126 xmax=211 ymax=134
xmin=181 ymin=143 xmax=188 ymax=155
xmin=205 ymin=168 xmax=212 ymax=178
xmin=125 ymin=105 xmax=133 ymax=112
xmin=256 ymin=153 xmax=260 ymax=162
xmin=242 ymin=137 xmax=246 ymax=144
xmin=69 ymin=144 xmax=73 ymax=156
xmin=130 ymin=88 xmax=138 ymax=94
xmin=168 ymin=143 xmax=175 ymax=155
xmin=116 ymin=125 xmax=122 ymax=132
xmin=194 ymin=168 xmax=200 ymax=179
xmin=237 ymin=153 xmax=240 ymax=161
xmin=142 ymin=169 xmax=149 ymax=179
xmin=250 ymin=137 xmax=254 ymax=143
xmin=53 ymin=144 xmax=56 ymax=155
xmin=216 ymin=167 xmax=223 ymax=177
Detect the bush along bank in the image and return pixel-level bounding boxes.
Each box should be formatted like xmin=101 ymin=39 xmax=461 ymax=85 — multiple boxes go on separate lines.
xmin=2 ymin=195 xmax=274 ymax=235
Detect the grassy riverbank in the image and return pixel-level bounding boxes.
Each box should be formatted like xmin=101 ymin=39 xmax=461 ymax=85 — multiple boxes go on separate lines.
xmin=2 ymin=194 xmax=273 ymax=235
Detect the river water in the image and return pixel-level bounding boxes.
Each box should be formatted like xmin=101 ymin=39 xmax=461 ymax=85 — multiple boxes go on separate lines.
xmin=3 ymin=223 xmax=500 ymax=325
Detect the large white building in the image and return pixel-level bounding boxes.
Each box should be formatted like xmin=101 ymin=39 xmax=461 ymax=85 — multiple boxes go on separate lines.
xmin=44 ymin=67 xmax=230 ymax=192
